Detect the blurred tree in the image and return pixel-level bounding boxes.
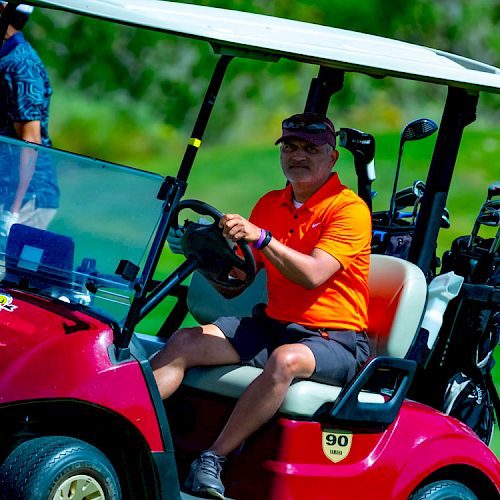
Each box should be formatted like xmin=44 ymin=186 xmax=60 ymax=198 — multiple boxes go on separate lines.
xmin=26 ymin=0 xmax=499 ymax=143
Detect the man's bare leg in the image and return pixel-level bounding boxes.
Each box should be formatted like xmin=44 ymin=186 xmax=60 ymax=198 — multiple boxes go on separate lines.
xmin=210 ymin=343 xmax=315 ymax=457
xmin=151 ymin=324 xmax=240 ymax=399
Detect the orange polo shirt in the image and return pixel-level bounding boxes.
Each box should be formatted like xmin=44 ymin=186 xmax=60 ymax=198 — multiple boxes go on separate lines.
xmin=249 ymin=173 xmax=371 ymax=331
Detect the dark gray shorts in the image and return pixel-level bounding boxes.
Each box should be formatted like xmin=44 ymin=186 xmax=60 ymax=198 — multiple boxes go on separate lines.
xmin=213 ymin=303 xmax=370 ymax=386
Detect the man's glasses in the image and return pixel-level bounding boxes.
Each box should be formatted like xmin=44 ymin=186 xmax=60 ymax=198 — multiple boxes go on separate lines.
xmin=282 ymin=119 xmax=334 ymax=134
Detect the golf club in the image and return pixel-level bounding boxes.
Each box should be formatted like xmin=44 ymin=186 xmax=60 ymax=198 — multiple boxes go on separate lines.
xmin=387 ymin=118 xmax=438 ymax=226
xmin=395 ymin=179 xmax=426 ymax=212
xmin=338 ymin=127 xmax=376 ymax=211
xmin=468 ymin=182 xmax=500 ymax=252
xmin=487 ymin=181 xmax=500 ymax=200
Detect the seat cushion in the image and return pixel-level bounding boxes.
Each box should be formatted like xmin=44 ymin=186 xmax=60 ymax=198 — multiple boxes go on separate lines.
xmin=187 ymin=255 xmax=427 ymax=358
xmin=183 ymin=364 xmax=384 ymax=418
xmin=135 ymin=333 xmax=384 ymax=418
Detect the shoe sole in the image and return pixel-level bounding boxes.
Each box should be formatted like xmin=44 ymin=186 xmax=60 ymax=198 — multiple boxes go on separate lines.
xmin=200 ymin=486 xmax=225 ymax=500
xmin=181 ymin=486 xmax=225 ymax=500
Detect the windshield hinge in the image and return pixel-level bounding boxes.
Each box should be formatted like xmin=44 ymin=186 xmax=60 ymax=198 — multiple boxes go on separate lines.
xmin=116 ymin=259 xmax=140 ymax=282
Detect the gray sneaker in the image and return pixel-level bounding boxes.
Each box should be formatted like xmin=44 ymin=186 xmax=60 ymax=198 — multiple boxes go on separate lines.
xmin=184 ymin=450 xmax=226 ymax=499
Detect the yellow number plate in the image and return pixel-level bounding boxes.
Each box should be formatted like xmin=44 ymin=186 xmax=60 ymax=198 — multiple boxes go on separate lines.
xmin=322 ymin=429 xmax=352 ymax=463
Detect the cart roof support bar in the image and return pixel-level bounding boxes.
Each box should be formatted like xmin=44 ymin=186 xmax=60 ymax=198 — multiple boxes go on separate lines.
xmin=304 ymin=66 xmax=344 ymax=115
xmin=117 ymin=56 xmax=233 ymax=356
xmin=408 ymin=86 xmax=479 ymax=276
xmin=177 ymin=55 xmax=233 ymax=182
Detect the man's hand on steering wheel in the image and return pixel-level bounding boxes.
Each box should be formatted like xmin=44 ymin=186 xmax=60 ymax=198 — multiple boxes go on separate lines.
xmin=171 ymin=199 xmax=257 ymax=292
xmin=219 ymin=214 xmax=262 ymax=244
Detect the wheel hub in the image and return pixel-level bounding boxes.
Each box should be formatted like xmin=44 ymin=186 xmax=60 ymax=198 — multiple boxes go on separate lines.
xmin=53 ymin=474 xmax=105 ymax=500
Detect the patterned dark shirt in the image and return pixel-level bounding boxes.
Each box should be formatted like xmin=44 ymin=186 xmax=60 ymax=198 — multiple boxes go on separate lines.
xmin=0 ymin=32 xmax=58 ymax=208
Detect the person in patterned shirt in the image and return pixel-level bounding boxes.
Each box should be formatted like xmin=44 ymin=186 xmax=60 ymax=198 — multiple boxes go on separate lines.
xmin=0 ymin=3 xmax=58 ymax=242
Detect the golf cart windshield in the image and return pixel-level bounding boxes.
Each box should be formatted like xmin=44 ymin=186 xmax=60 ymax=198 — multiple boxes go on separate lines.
xmin=0 ymin=136 xmax=164 ymax=322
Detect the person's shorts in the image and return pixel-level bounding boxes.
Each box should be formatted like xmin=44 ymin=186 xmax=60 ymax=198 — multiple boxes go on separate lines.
xmin=18 ymin=199 xmax=57 ymax=230
xmin=213 ymin=303 xmax=370 ymax=386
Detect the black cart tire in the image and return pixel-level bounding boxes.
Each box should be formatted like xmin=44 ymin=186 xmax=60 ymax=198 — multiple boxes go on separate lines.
xmin=0 ymin=436 xmax=121 ymax=500
xmin=409 ymin=479 xmax=478 ymax=500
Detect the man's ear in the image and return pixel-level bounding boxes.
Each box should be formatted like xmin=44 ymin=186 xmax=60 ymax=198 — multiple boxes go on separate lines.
xmin=330 ymin=148 xmax=339 ymax=166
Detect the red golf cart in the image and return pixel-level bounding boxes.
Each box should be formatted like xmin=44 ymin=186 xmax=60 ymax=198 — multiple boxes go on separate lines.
xmin=0 ymin=1 xmax=499 ymax=499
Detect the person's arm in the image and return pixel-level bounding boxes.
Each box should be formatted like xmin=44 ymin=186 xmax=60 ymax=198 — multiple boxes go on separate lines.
xmin=14 ymin=120 xmax=42 ymax=143
xmin=220 ymin=213 xmax=341 ymax=290
xmin=9 ymin=120 xmax=40 ymax=213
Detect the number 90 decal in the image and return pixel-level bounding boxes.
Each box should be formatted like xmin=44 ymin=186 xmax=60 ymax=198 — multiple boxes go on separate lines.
xmin=322 ymin=429 xmax=352 ymax=463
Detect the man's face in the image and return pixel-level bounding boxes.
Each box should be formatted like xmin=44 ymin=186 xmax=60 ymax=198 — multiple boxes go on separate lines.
xmin=280 ymin=138 xmax=338 ymax=186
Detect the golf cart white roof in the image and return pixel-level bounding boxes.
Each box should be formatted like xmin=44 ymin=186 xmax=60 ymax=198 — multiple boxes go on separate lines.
xmin=30 ymin=0 xmax=500 ymax=94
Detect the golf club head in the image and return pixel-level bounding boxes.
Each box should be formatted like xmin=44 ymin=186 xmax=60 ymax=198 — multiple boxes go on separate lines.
xmin=395 ymin=180 xmax=425 ymax=211
xmin=413 ymin=179 xmax=426 ymax=197
xmin=338 ymin=128 xmax=377 ymax=210
xmin=477 ymin=199 xmax=500 ymax=227
xmin=389 ymin=120 xmax=438 ymax=225
xmin=487 ymin=181 xmax=500 ymax=200
xmin=401 ymin=118 xmax=439 ymax=143
xmin=440 ymin=207 xmax=451 ymax=229
xmin=395 ymin=186 xmax=418 ymax=210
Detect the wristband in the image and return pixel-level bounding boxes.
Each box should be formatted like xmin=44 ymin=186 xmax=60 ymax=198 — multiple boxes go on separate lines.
xmin=253 ymin=228 xmax=266 ymax=249
xmin=259 ymin=230 xmax=273 ymax=250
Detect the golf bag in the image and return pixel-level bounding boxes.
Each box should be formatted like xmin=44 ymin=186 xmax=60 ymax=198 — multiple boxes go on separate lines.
xmin=371 ymin=179 xmax=447 ymax=278
xmin=438 ymin=203 xmax=500 ymax=444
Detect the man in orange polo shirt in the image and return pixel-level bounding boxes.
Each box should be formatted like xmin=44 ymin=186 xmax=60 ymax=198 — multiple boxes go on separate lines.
xmin=152 ymin=112 xmax=371 ymax=499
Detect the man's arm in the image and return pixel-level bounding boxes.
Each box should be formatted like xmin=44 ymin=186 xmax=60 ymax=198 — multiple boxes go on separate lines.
xmin=220 ymin=213 xmax=341 ymax=290
xmin=14 ymin=120 xmax=42 ymax=144
xmin=260 ymin=240 xmax=340 ymax=289
xmin=9 ymin=120 xmax=40 ymax=213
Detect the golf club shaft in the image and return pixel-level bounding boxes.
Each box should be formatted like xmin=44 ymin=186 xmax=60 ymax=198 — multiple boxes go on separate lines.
xmin=388 ymin=142 xmax=404 ymax=226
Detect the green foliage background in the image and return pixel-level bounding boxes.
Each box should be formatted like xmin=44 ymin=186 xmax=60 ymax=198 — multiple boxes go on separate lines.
xmin=21 ymin=0 xmax=500 ymax=455
xmin=28 ymin=0 xmax=499 ymax=156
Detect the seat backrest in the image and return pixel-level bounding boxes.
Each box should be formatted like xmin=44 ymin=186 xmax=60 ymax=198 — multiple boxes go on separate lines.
xmin=187 ymin=254 xmax=427 ymax=358
xmin=366 ymin=254 xmax=427 ymax=357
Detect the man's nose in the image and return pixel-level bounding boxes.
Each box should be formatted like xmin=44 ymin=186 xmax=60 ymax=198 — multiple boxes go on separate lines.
xmin=291 ymin=148 xmax=308 ymax=159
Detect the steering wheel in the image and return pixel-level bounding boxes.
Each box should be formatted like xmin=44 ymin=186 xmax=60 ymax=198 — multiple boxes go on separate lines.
xmin=172 ymin=199 xmax=256 ymax=289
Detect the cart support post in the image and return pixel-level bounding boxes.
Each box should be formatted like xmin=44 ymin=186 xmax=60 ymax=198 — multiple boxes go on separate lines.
xmin=116 ymin=56 xmax=233 ymax=356
xmin=408 ymin=87 xmax=478 ymax=276
xmin=305 ymin=66 xmax=344 ymax=115
xmin=116 ymin=176 xmax=187 ymax=358
xmin=177 ymin=55 xmax=233 ymax=182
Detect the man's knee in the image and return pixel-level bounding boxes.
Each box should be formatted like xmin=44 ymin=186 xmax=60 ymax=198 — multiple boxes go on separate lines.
xmin=167 ymin=326 xmax=203 ymax=354
xmin=265 ymin=345 xmax=315 ymax=381
xmin=155 ymin=323 xmax=239 ymax=368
